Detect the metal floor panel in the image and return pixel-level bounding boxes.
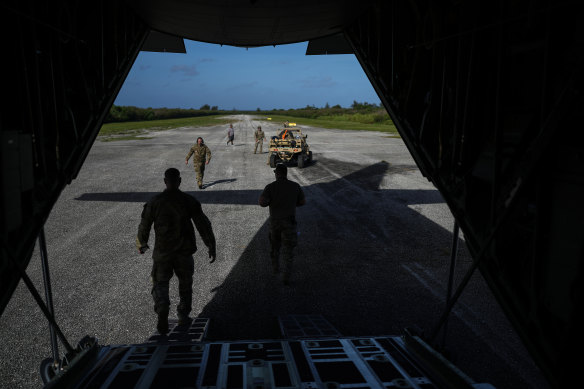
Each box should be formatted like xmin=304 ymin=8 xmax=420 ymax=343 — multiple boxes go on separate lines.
xmin=70 ymin=336 xmax=472 ymax=388
xmin=52 ymin=317 xmax=491 ymax=388
xmin=279 ymin=315 xmax=343 ymax=339
xmin=146 ymin=318 xmax=210 ymax=344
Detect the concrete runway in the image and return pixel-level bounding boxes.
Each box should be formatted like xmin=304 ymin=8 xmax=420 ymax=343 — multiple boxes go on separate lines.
xmin=0 ymin=115 xmax=548 ymax=388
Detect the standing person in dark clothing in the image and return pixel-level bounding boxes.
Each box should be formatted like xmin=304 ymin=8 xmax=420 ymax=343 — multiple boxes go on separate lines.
xmin=136 ymin=168 xmax=217 ymax=334
xmin=258 ymin=164 xmax=306 ymax=285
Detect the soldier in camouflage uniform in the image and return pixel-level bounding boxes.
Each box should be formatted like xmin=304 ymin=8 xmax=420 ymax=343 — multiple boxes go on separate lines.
xmin=185 ymin=137 xmax=212 ymax=189
xmin=137 ymin=168 xmax=217 ymax=334
xmin=254 ymin=126 xmax=265 ymax=154
xmin=258 ymin=164 xmax=306 ymax=285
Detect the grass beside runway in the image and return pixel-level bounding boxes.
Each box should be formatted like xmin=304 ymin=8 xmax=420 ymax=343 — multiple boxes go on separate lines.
xmin=98 ymin=116 xmax=235 ymax=141
xmin=256 ymin=114 xmax=399 ymax=136
xmin=99 ymin=113 xmax=400 ymax=142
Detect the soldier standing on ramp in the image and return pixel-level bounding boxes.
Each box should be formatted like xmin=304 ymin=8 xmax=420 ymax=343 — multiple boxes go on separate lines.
xmin=254 ymin=125 xmax=265 ymax=154
xmin=258 ymin=164 xmax=306 ymax=285
xmin=185 ymin=137 xmax=212 ymax=189
xmin=136 ymin=168 xmax=216 ymax=334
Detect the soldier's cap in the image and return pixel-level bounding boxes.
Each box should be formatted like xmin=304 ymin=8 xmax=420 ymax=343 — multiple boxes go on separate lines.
xmin=274 ymin=164 xmax=287 ymax=175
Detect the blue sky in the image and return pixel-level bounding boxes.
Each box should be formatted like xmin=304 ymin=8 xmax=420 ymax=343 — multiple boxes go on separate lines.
xmin=114 ymin=39 xmax=381 ymax=110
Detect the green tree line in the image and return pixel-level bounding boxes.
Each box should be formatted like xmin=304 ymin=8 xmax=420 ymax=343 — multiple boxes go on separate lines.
xmin=105 ymin=105 xmax=220 ymax=123
xmin=261 ymin=101 xmax=389 ymax=123
xmin=106 ymin=101 xmax=390 ymax=125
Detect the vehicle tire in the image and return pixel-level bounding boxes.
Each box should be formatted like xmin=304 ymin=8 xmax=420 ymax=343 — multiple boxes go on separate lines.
xmin=269 ymin=153 xmax=277 ymax=168
xmin=298 ymin=153 xmax=305 ymax=168
xmin=308 ymin=150 xmax=313 ymax=162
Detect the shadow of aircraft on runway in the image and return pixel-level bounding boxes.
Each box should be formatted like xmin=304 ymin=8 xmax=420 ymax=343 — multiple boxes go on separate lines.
xmin=74 ymin=187 xmax=442 ymax=205
xmin=73 ymin=159 xmax=523 ymax=386
xmin=75 ymin=162 xmax=443 ymax=207
xmin=191 ymin=160 xmax=456 ymax=338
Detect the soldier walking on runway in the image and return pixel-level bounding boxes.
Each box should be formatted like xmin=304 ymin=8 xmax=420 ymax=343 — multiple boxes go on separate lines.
xmin=136 ymin=168 xmax=216 ymax=334
xmin=227 ymin=124 xmax=235 ymax=145
xmin=185 ymin=137 xmax=212 ymax=189
xmin=254 ymin=126 xmax=265 ymax=154
xmin=259 ymin=164 xmax=306 ymax=285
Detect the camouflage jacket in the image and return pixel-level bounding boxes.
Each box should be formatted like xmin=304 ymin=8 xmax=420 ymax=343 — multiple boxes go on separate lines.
xmin=136 ymin=188 xmax=216 ymax=262
xmin=255 ymin=130 xmax=265 ymax=141
xmin=186 ymin=143 xmax=211 ymax=164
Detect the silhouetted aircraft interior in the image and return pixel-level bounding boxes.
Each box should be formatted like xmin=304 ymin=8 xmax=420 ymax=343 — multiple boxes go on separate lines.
xmin=2 ymin=1 xmax=582 ymax=387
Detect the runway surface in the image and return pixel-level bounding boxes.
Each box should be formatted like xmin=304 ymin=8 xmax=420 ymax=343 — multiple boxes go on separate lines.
xmin=0 ymin=115 xmax=548 ymax=388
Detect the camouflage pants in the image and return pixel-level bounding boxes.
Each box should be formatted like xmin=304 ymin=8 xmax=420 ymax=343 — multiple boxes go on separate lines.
xmin=254 ymin=140 xmax=263 ymax=153
xmin=194 ymin=163 xmax=205 ymax=186
xmin=151 ymin=254 xmax=194 ymax=317
xmin=269 ymin=218 xmax=298 ymax=281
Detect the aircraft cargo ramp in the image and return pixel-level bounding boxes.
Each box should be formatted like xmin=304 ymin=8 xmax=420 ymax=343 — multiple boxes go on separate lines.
xmin=44 ymin=316 xmax=493 ymax=388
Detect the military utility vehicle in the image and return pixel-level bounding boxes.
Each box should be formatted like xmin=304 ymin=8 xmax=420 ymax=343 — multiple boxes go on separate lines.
xmin=268 ymin=127 xmax=312 ymax=168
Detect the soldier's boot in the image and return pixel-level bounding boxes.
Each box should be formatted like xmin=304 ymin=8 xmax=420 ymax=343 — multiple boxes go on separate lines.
xmin=281 ymin=267 xmax=291 ymax=285
xmin=177 ymin=300 xmax=192 ymax=327
xmin=156 ymin=307 xmax=170 ymax=334
xmin=178 ymin=315 xmax=192 ymax=327
xmin=281 ymin=260 xmax=293 ymax=286
xmin=270 ymin=245 xmax=280 ymax=274
xmin=177 ymin=311 xmax=192 ymax=326
xmin=271 ymin=257 xmax=280 ymax=274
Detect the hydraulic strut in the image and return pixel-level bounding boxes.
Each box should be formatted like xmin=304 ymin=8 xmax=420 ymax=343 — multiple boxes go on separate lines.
xmin=39 ymin=228 xmax=60 ymax=363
